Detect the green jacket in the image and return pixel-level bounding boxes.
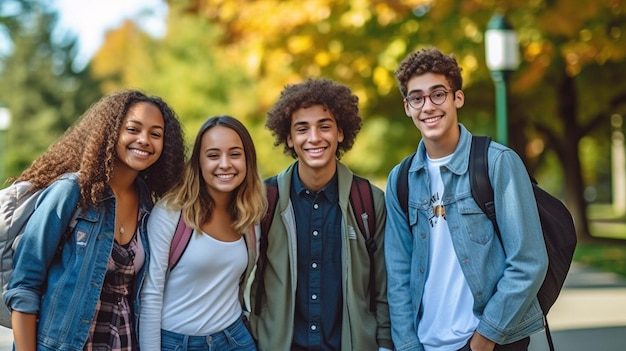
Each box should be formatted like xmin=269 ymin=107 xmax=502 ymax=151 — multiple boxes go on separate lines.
xmin=247 ymin=161 xmax=393 ymax=350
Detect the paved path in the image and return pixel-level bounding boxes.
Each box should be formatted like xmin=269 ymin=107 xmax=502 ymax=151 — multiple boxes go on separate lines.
xmin=0 ymin=262 xmax=625 ymax=350
xmin=529 ymin=262 xmax=626 ymax=351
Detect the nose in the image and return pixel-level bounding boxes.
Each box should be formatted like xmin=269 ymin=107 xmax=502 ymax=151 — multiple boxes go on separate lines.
xmin=136 ymin=131 xmax=150 ymax=146
xmin=219 ymin=155 xmax=231 ymax=169
xmin=421 ymin=96 xmax=436 ymax=111
xmin=308 ymin=128 xmax=321 ymax=143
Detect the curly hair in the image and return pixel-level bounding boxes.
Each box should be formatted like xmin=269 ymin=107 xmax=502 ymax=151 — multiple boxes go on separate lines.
xmin=18 ymin=89 xmax=186 ymax=209
xmin=395 ymin=48 xmax=463 ymax=98
xmin=162 ymin=115 xmax=267 ymax=234
xmin=266 ymin=78 xmax=362 ymax=159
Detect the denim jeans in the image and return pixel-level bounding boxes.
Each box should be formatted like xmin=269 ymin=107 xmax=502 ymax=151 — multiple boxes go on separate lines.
xmin=457 ymin=336 xmax=530 ymax=351
xmin=161 ymin=316 xmax=256 ymax=351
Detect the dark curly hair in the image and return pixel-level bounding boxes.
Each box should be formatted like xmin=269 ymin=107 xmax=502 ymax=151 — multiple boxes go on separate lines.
xmin=266 ymin=78 xmax=362 ymax=159
xmin=18 ymin=89 xmax=186 ymax=208
xmin=395 ymin=48 xmax=463 ymax=98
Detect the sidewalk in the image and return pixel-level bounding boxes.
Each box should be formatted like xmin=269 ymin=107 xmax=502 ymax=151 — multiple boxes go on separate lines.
xmin=529 ymin=262 xmax=626 ymax=351
xmin=1 ymin=262 xmax=625 ymax=350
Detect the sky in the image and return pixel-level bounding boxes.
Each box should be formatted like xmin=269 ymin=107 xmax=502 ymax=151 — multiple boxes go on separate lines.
xmin=53 ymin=0 xmax=168 ymax=67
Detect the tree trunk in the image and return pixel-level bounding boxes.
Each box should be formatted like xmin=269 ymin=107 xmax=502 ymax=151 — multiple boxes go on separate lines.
xmin=556 ymin=74 xmax=594 ymax=242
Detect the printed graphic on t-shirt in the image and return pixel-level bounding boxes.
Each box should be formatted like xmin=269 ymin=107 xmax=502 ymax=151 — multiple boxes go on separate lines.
xmin=428 ymin=191 xmax=446 ymax=227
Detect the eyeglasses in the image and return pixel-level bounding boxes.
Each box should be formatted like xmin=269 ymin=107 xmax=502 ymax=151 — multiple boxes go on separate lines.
xmin=404 ymin=90 xmax=450 ymax=109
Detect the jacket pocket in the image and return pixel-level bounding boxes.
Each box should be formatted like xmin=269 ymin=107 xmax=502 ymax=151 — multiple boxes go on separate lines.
xmin=459 ymin=198 xmax=494 ymax=245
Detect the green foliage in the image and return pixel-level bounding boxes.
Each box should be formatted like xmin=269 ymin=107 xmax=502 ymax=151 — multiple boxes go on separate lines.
xmin=2 ymin=0 xmax=625 ymax=240
xmin=0 ymin=0 xmax=102 ymax=182
xmin=574 ymin=244 xmax=626 ymax=278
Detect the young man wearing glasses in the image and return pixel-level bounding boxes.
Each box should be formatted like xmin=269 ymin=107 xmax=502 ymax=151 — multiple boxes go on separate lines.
xmin=384 ymin=48 xmax=548 ymax=351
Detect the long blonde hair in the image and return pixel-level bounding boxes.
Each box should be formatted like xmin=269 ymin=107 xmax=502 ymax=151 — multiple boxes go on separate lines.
xmin=163 ymin=115 xmax=266 ymax=233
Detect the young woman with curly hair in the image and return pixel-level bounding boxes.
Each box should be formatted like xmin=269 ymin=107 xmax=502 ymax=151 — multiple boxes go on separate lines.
xmin=4 ymin=89 xmax=186 ymax=351
xmin=140 ymin=115 xmax=266 ymax=351
xmin=248 ymin=78 xmax=393 ymax=351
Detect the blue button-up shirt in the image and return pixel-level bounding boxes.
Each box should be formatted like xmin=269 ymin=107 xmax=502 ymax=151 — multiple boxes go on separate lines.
xmin=291 ymin=166 xmax=343 ymax=351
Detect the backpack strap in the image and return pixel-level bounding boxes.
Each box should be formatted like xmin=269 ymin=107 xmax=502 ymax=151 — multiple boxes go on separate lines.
xmin=254 ymin=176 xmax=278 ymax=315
xmin=349 ymin=175 xmax=377 ymax=313
xmin=469 ymin=136 xmax=556 ymax=351
xmin=396 ymin=152 xmax=416 ymax=217
xmin=469 ymin=136 xmax=501 ymax=238
xmin=168 ymin=212 xmax=193 ymax=271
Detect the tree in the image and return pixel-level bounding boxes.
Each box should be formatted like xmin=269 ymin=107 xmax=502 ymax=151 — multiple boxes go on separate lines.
xmin=0 ymin=0 xmax=102 ymax=181
xmin=94 ymin=0 xmax=626 ymax=241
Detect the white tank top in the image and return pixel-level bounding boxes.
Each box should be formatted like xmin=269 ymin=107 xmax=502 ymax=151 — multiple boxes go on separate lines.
xmin=160 ymin=231 xmax=247 ymax=335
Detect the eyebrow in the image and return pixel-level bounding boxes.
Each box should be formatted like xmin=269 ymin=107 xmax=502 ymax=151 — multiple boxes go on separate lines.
xmin=126 ymin=118 xmax=165 ymax=131
xmin=407 ymin=84 xmax=448 ymax=95
xmin=205 ymin=146 xmax=244 ymax=152
xmin=292 ymin=117 xmax=336 ymax=127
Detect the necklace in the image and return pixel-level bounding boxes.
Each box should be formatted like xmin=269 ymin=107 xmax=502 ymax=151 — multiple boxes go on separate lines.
xmin=119 ymin=226 xmax=125 ymax=235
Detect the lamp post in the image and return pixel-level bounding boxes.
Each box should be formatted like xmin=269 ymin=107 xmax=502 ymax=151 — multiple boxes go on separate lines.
xmin=0 ymin=105 xmax=11 ymax=185
xmin=485 ymin=13 xmax=519 ymax=146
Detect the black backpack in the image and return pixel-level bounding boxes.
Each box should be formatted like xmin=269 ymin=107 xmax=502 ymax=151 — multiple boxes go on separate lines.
xmin=254 ymin=174 xmax=378 ymax=315
xmin=396 ymin=136 xmax=577 ymax=351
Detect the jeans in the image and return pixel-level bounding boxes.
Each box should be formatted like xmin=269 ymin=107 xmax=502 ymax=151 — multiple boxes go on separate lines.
xmin=161 ymin=316 xmax=256 ymax=351
xmin=457 ymin=336 xmax=530 ymax=351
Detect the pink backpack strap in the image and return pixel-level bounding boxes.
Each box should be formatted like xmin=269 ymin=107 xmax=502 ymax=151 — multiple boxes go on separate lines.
xmin=168 ymin=212 xmax=193 ymax=271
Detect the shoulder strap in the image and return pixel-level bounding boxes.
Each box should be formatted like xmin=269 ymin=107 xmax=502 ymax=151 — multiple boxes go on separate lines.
xmin=349 ymin=175 xmax=376 ymax=245
xmin=397 ymin=152 xmax=416 ymax=216
xmin=168 ymin=212 xmax=193 ymax=271
xmin=349 ymin=175 xmax=377 ymax=313
xmin=469 ymin=136 xmax=500 ymax=237
xmin=254 ymin=176 xmax=278 ymax=315
xmin=261 ymin=176 xmax=278 ymax=238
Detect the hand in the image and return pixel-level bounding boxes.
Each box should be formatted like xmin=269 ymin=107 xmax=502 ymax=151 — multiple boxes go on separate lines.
xmin=469 ymin=331 xmax=496 ymax=351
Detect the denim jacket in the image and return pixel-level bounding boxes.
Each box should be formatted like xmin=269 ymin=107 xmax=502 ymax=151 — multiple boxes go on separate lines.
xmin=3 ymin=173 xmax=153 ymax=351
xmin=384 ymin=124 xmax=548 ymax=351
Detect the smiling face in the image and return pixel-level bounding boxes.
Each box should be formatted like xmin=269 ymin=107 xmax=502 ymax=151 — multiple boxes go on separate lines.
xmin=115 ymin=102 xmax=165 ymax=174
xmin=287 ymin=104 xmax=344 ymax=178
xmin=199 ymin=125 xmax=247 ymax=199
xmin=404 ymin=72 xmax=464 ymax=158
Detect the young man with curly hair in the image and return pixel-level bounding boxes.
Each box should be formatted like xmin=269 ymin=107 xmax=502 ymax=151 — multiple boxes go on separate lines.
xmin=248 ymin=78 xmax=393 ymax=351
xmin=384 ymin=47 xmax=548 ymax=351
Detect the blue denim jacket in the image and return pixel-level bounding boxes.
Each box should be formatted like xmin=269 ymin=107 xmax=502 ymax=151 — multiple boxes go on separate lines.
xmin=3 ymin=173 xmax=153 ymax=351
xmin=384 ymin=124 xmax=548 ymax=351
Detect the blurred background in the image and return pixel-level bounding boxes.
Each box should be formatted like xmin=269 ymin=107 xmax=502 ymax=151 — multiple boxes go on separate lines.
xmin=0 ymin=0 xmax=625 ymax=298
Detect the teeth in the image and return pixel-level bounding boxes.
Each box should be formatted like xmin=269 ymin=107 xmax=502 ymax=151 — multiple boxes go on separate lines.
xmin=131 ymin=149 xmax=149 ymax=156
xmin=216 ymin=174 xmax=234 ymax=180
xmin=423 ymin=116 xmax=441 ymax=123
xmin=308 ymin=148 xmax=325 ymax=153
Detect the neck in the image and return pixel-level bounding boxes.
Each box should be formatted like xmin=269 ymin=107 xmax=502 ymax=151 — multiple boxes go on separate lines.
xmin=424 ymin=130 xmax=460 ymax=159
xmin=208 ymin=189 xmax=232 ymax=211
xmin=110 ymin=172 xmax=137 ymax=197
xmin=297 ymin=161 xmax=337 ymax=191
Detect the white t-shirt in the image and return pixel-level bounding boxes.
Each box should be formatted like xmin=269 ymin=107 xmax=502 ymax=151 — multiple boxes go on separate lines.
xmin=139 ymin=204 xmax=247 ymax=350
xmin=418 ymin=154 xmax=479 ymax=351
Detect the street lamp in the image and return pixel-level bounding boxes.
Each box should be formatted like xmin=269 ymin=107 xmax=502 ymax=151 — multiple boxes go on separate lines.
xmin=485 ymin=13 xmax=519 ymax=146
xmin=0 ymin=105 xmax=11 ymax=185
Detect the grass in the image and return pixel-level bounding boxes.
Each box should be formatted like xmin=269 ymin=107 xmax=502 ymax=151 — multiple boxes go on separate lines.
xmin=574 ymin=244 xmax=626 ymax=278
xmin=576 ymin=203 xmax=626 ymax=278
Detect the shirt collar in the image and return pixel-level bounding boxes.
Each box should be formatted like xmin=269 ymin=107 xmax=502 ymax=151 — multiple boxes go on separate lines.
xmin=291 ymin=162 xmax=339 ymax=203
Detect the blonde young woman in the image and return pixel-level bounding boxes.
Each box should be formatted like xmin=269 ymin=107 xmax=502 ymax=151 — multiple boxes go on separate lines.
xmin=140 ymin=115 xmax=266 ymax=351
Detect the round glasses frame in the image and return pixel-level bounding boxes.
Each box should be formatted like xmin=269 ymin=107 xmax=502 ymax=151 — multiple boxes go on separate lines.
xmin=404 ymin=90 xmax=451 ymax=109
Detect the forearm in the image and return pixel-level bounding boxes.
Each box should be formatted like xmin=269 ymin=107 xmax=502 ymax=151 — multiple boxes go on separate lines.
xmin=12 ymin=311 xmax=37 ymax=351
